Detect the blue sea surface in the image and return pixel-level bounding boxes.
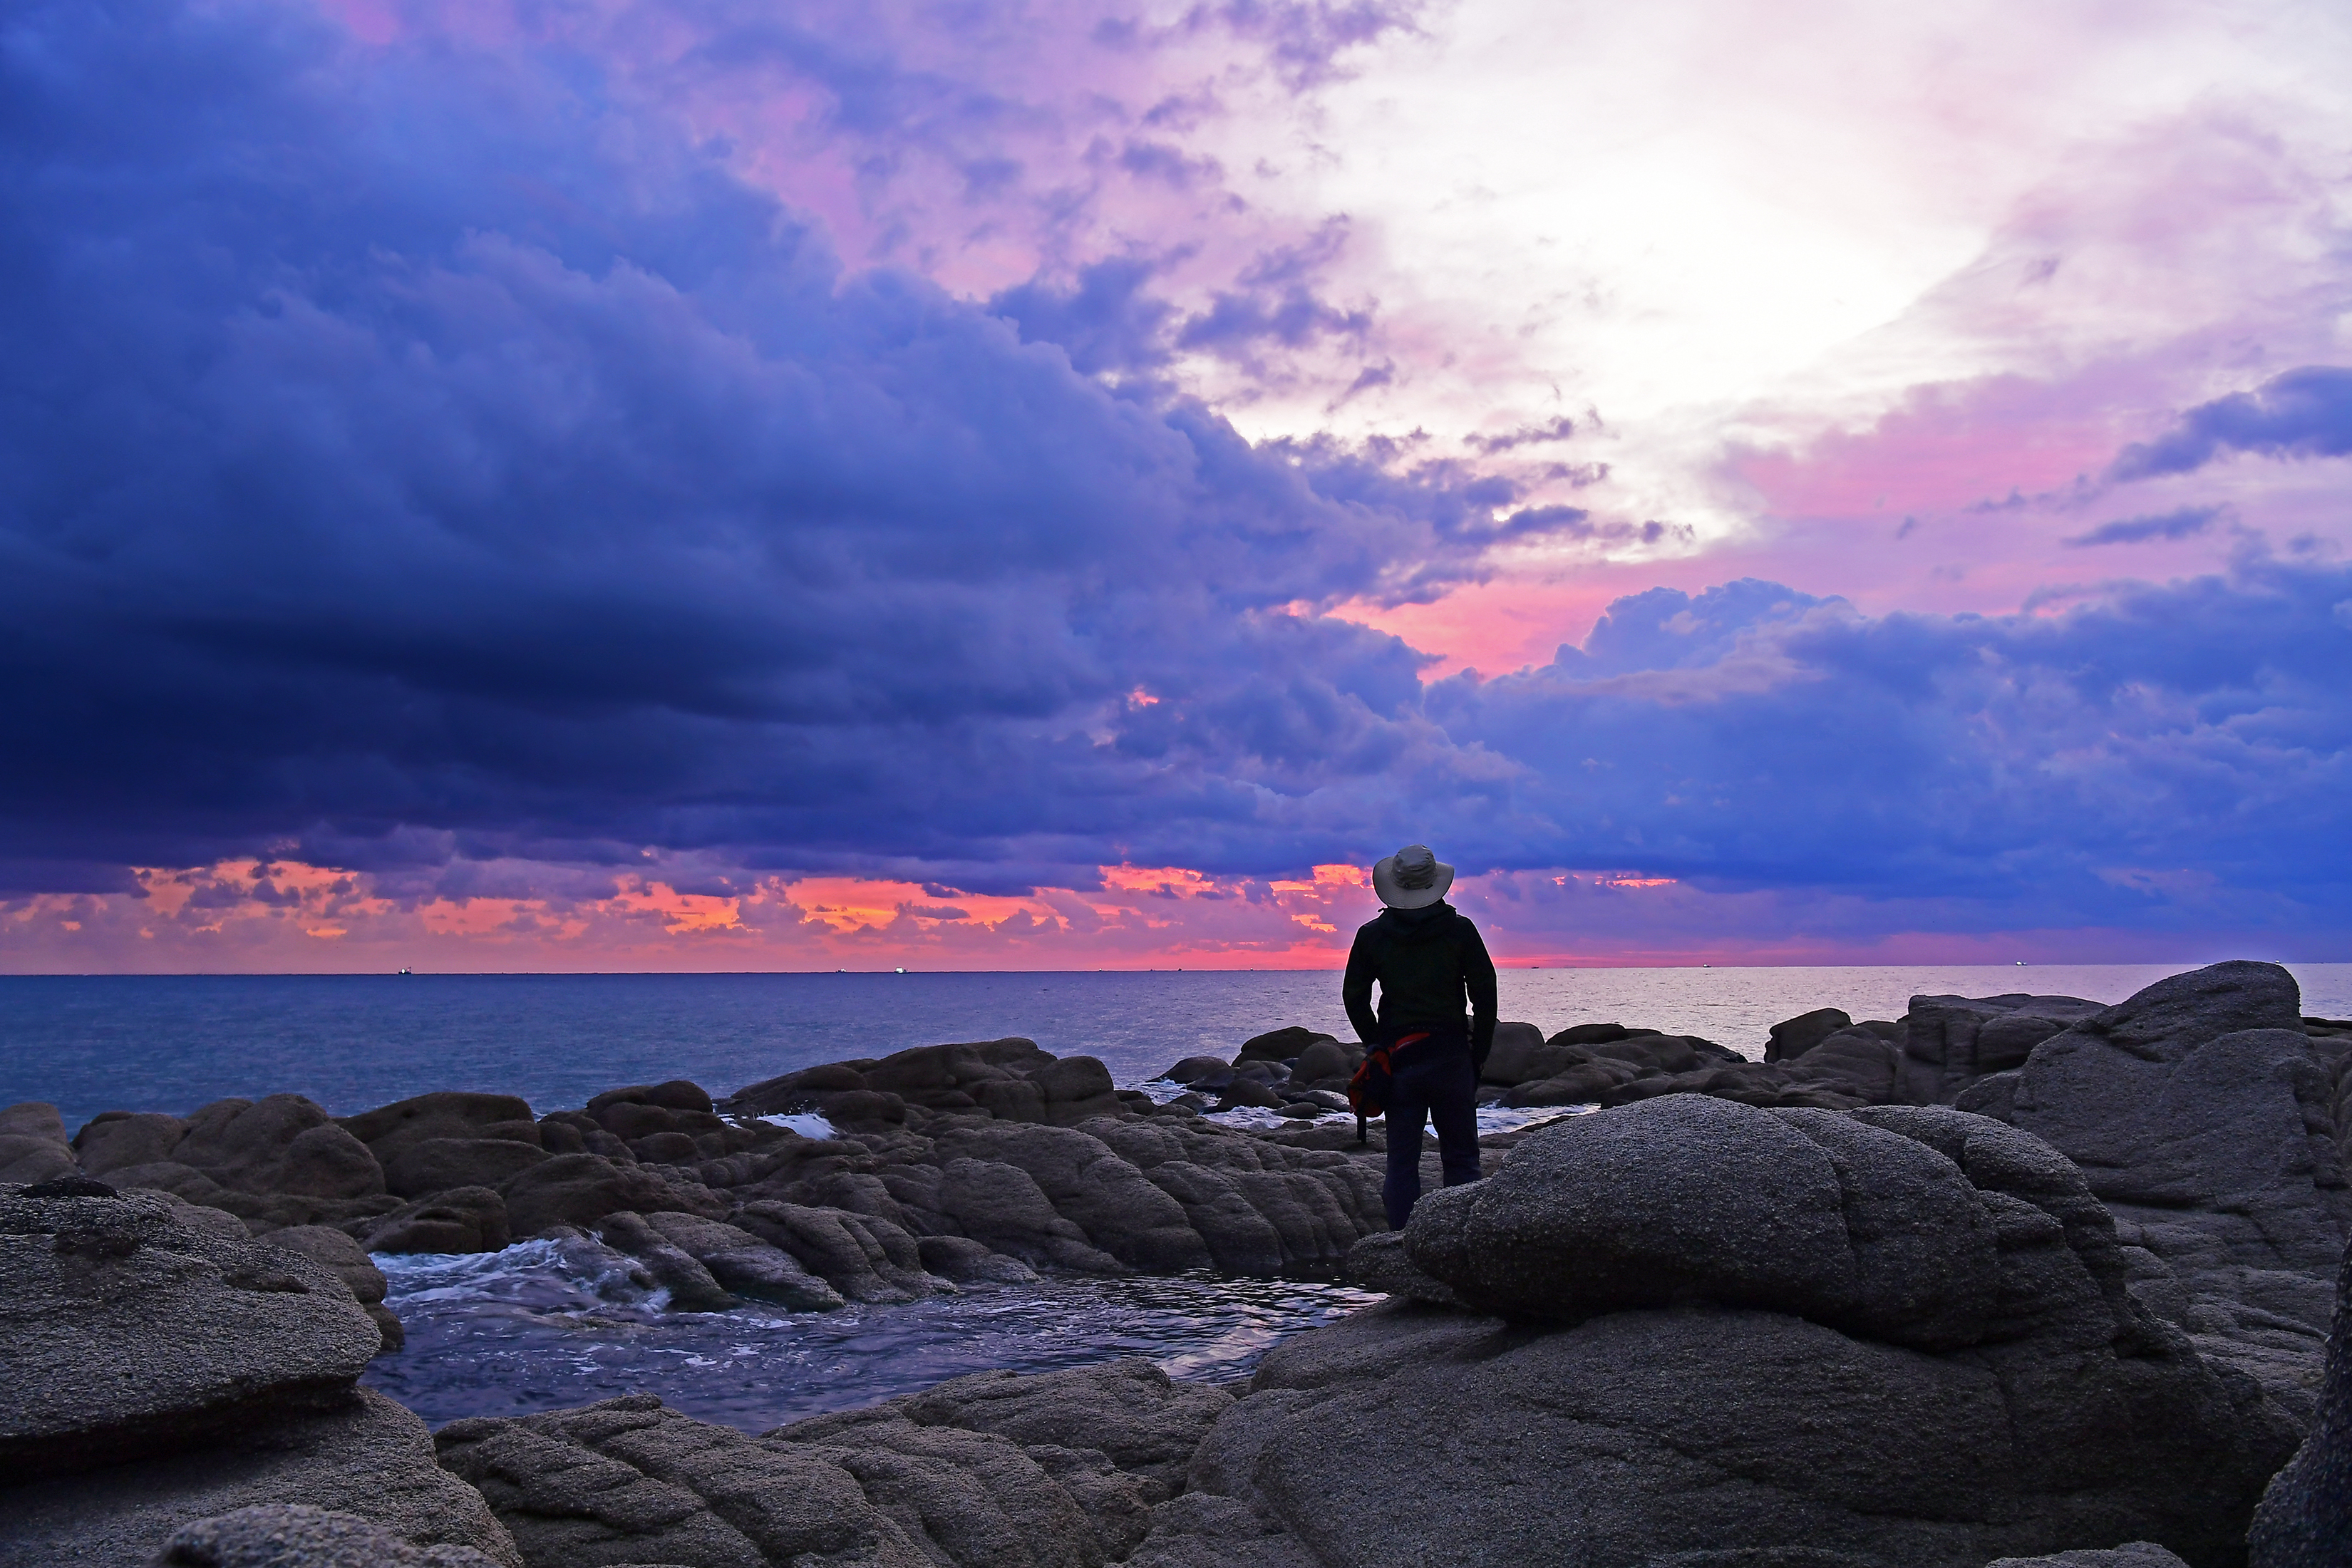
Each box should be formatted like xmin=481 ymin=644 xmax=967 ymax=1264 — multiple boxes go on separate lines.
xmin=3 ymin=964 xmax=2347 ymax=1129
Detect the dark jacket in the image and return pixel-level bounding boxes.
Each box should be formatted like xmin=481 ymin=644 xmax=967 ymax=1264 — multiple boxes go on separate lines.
xmin=1341 ymin=902 xmax=1499 ymax=1071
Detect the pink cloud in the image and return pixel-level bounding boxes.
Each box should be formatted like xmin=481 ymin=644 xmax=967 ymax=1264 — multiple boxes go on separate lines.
xmin=9 ymin=852 xmax=2331 ymax=974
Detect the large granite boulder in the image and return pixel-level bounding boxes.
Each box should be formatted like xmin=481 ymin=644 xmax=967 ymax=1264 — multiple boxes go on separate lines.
xmin=1232 ymin=1098 xmax=2298 ymax=1567
xmin=927 ymin=1122 xmax=1212 ymax=1272
xmin=640 ymin=1209 xmax=847 ymax=1310
xmin=1496 ymin=1028 xmax=1760 ymax=1108
xmin=0 ymin=1102 xmax=81 ymax=1185
xmin=1078 ymin=1118 xmax=1382 ymax=1273
xmin=1235 ymin=1027 xmax=1329 ymax=1064
xmin=1471 ymin=1022 xmax=1548 ymax=1085
xmin=2248 ymin=1235 xmax=2352 ymax=1565
xmin=150 ymin=1097 xmax=385 ymax=1202
xmin=1342 ymin=1229 xmax=1462 ymax=1306
xmin=1765 ymin=1006 xmax=1852 ymax=1062
xmin=728 ymin=1040 xmax=1135 ymax=1132
xmin=2 ymin=1389 xmax=516 ymax=1566
xmin=773 ymin=1367 xmax=1214 ymax=1561
xmin=1 ymin=1185 xmax=383 ymax=1476
xmin=1498 ymin=1056 xmax=1644 ymax=1105
xmin=1961 ymin=962 xmax=2352 ymax=1423
xmin=1899 ymin=992 xmax=2106 ymax=1102
xmin=1781 ymin=1025 xmax=1909 ymax=1103
xmin=731 ymin=1200 xmax=934 ymax=1304
xmin=360 ymin=1186 xmax=512 ymax=1254
xmin=497 ymin=1152 xmax=723 ymax=1237
xmin=1465 ymin=964 xmax=2352 ymax=1436
xmin=1289 ymin=1036 xmax=1361 ymax=1088
xmin=266 ymin=1223 xmax=404 ymax=1352
xmin=0 ymin=1183 xmax=515 ymax=1564
xmin=1404 ymin=1096 xmax=2016 ymax=1350
xmin=773 ymin=1410 xmax=1130 ymax=1567
xmin=700 ymin=1050 xmax=1387 ymax=1281
xmin=381 ymin=1139 xmax=551 ymax=1201
xmin=74 ymin=1098 xmax=398 ymax=1234
xmin=73 ymin=1110 xmax=192 ymax=1177
xmin=337 ymin=1093 xmax=542 ymax=1167
xmin=713 ymin=1110 xmax=1382 ymax=1282
xmin=1120 ymin=1492 xmax=1319 ymax=1568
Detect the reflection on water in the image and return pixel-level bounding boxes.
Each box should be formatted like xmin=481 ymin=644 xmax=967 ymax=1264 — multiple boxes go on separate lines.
xmin=361 ymin=1239 xmax=1379 ymax=1432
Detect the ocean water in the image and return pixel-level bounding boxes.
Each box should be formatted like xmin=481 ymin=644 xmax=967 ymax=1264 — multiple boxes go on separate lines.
xmin=361 ymin=1239 xmax=1378 ymax=1431
xmin=9 ymin=962 xmax=2348 ymax=1433
xmin=7 ymin=963 xmax=2349 ymax=1130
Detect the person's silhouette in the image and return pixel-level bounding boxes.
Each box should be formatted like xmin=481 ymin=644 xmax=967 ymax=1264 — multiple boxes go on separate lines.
xmin=1342 ymin=843 xmax=1497 ymax=1227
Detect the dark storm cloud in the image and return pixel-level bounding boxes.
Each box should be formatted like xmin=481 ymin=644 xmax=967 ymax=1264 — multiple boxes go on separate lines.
xmin=0 ymin=0 xmax=1507 ymax=889
xmin=2109 ymin=366 xmax=2352 ymax=479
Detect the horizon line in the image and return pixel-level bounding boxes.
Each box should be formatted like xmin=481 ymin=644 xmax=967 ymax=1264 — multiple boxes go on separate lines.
xmin=5 ymin=957 xmax=2346 ymax=980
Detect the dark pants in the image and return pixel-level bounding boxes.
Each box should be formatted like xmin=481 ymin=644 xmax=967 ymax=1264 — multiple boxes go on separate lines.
xmin=1383 ymin=1045 xmax=1481 ymax=1228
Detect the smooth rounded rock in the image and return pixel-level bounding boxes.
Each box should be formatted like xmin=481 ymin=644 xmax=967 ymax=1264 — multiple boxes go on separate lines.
xmin=1766 ymin=1008 xmax=1852 ymax=1063
xmin=361 ymin=1187 xmax=511 ymax=1254
xmin=336 ymin=1093 xmax=539 ymax=1166
xmin=0 ymin=1102 xmax=81 ymax=1185
xmin=381 ymin=1138 xmax=550 ymax=1200
xmin=1405 ymin=1095 xmax=1857 ymax=1328
xmin=497 ymin=1152 xmax=703 ymax=1237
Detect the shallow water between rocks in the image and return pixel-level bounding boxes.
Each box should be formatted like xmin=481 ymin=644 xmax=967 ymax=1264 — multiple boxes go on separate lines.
xmin=363 ymin=1239 xmax=1378 ymax=1430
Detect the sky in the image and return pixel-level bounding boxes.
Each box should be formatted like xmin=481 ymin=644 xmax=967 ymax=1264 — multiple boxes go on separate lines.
xmin=2 ymin=0 xmax=2349 ymax=972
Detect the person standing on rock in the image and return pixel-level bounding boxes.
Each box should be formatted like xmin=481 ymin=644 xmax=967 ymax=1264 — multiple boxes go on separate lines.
xmin=1343 ymin=844 xmax=1497 ymax=1227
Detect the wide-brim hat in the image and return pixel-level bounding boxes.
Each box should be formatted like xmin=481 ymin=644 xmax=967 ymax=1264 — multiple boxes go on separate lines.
xmin=1373 ymin=844 xmax=1454 ymax=909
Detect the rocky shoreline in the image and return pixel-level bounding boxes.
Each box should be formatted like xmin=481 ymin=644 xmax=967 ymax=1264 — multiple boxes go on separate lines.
xmin=5 ymin=960 xmax=2351 ymax=1565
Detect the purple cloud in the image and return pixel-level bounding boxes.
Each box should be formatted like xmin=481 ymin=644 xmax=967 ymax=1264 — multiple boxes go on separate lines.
xmin=1465 ymin=416 xmax=1577 ymax=455
xmin=2110 ymin=366 xmax=2352 ymax=480
xmin=0 ymin=0 xmax=1536 ymax=892
xmin=989 ymin=255 xmax=1179 ymax=376
xmin=2062 ymin=506 xmax=2227 ymax=547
